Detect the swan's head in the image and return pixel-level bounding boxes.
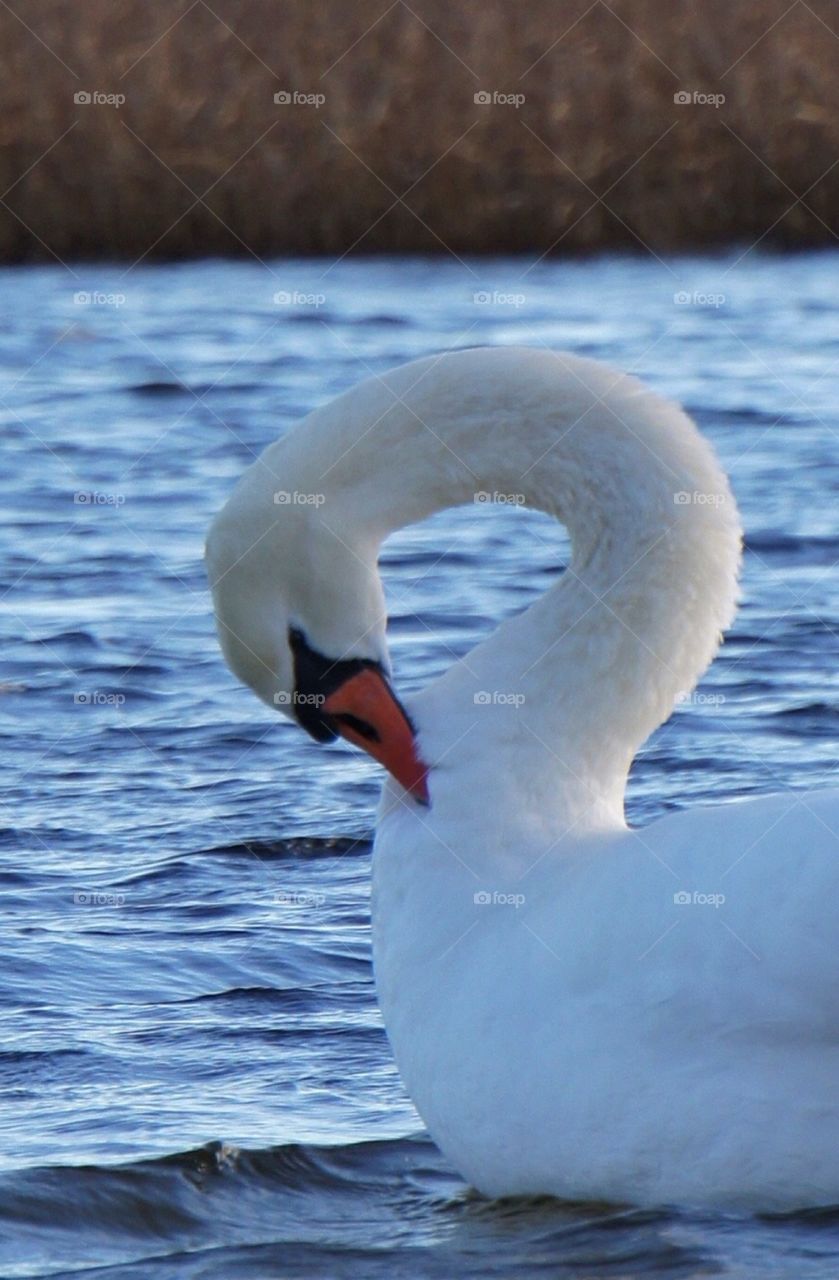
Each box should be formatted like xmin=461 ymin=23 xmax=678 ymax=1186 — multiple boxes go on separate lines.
xmin=205 ymin=495 xmax=429 ymax=805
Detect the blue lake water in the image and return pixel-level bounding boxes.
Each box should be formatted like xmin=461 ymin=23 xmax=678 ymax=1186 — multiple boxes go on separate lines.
xmin=2 ymin=252 xmax=839 ymax=1277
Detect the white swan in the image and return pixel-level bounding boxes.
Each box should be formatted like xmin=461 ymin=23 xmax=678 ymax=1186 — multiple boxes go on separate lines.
xmin=206 ymin=347 xmax=839 ymax=1210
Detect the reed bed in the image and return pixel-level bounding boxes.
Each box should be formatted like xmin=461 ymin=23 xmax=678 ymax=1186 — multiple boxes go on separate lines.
xmin=1 ymin=0 xmax=838 ymax=260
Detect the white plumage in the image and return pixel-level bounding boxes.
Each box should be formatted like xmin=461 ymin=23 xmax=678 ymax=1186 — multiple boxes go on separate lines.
xmin=208 ymin=347 xmax=839 ymax=1209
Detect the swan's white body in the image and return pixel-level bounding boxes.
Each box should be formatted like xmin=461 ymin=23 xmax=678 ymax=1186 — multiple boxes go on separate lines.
xmin=207 ymin=347 xmax=839 ymax=1210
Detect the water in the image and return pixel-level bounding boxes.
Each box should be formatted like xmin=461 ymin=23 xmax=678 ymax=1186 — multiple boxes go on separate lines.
xmin=2 ymin=251 xmax=839 ymax=1277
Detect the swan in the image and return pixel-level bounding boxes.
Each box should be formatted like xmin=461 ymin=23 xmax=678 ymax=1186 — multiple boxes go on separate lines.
xmin=206 ymin=346 xmax=839 ymax=1210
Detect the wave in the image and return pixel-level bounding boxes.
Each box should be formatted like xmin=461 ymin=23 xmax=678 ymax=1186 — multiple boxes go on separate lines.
xmin=4 ymin=1133 xmax=835 ymax=1280
xmin=202 ymin=835 xmax=372 ymax=860
xmin=0 ymin=1135 xmax=444 ymax=1278
xmin=744 ymin=533 xmax=839 ymax=560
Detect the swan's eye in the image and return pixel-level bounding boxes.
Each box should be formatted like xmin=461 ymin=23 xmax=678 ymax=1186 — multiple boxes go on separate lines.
xmin=331 ymin=712 xmax=380 ymax=743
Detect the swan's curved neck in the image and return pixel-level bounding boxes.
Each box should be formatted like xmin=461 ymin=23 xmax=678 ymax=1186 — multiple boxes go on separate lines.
xmin=274 ymin=349 xmax=741 ymax=832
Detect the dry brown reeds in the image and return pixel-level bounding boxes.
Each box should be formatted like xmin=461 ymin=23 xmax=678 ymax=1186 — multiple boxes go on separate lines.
xmin=1 ymin=0 xmax=838 ymax=261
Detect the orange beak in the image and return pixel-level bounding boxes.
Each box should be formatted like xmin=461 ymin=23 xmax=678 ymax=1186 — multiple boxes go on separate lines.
xmin=323 ymin=668 xmax=429 ymax=805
